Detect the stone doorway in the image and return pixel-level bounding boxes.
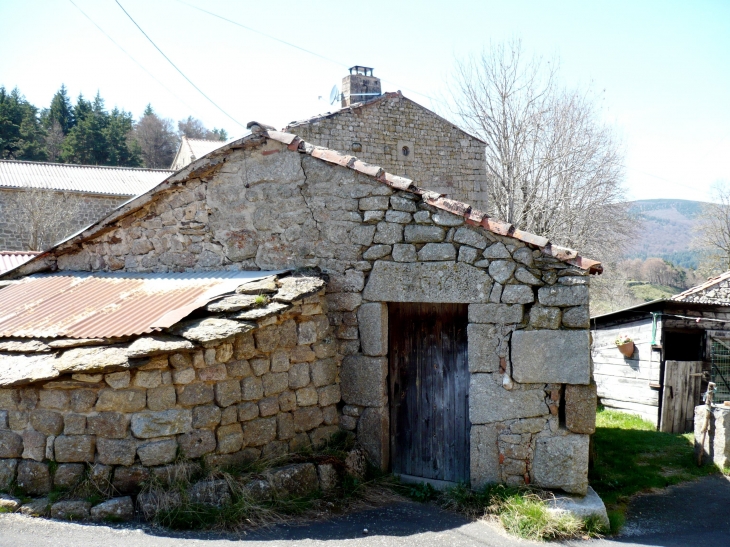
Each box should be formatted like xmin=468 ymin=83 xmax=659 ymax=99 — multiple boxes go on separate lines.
xmin=388 ymin=302 xmax=470 ymax=484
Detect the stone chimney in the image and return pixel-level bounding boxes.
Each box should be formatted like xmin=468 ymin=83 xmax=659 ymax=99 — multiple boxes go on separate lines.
xmin=341 ymin=66 xmax=381 ymax=107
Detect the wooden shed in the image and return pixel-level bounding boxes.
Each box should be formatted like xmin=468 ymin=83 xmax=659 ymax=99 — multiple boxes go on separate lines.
xmin=592 ymin=272 xmax=730 ymax=433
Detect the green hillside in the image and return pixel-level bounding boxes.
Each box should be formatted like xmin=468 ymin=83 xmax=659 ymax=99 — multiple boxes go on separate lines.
xmin=625 ymin=198 xmax=707 ymax=268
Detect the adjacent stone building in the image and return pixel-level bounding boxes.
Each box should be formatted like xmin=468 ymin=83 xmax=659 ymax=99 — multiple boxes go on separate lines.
xmin=286 ymin=68 xmax=488 ymax=210
xmin=0 ymin=125 xmax=601 ymax=497
xmin=0 ymin=160 xmax=172 ymax=251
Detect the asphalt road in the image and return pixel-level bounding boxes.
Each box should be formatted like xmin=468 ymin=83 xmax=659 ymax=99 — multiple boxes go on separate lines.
xmin=2 ymin=476 xmax=729 ymax=547
xmin=566 ymin=474 xmax=730 ymax=547
xmin=0 ymin=501 xmax=532 ymax=547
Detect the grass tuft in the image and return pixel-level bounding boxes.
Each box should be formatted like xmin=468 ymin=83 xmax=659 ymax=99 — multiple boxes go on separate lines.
xmin=253 ymin=294 xmax=268 ymax=307
xmin=499 ymin=493 xmax=583 ymax=541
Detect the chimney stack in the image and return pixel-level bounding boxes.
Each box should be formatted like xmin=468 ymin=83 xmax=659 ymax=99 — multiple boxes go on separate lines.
xmin=341 ymin=66 xmax=381 ymax=107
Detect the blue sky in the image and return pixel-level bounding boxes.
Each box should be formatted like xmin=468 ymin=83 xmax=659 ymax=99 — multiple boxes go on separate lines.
xmin=1 ymin=0 xmax=728 ymax=202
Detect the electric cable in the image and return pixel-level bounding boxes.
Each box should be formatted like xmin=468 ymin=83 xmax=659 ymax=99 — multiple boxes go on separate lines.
xmin=67 ymin=0 xmax=200 ymax=115
xmin=114 ymin=0 xmax=245 ymax=128
xmin=174 ymin=0 xmax=445 ymax=107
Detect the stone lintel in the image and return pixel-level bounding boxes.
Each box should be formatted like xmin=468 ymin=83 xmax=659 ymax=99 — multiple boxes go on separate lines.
xmin=363 ymin=261 xmax=492 ymax=303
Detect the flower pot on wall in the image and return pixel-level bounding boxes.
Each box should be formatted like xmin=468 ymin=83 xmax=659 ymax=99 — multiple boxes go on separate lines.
xmin=617 ymin=341 xmax=634 ymax=358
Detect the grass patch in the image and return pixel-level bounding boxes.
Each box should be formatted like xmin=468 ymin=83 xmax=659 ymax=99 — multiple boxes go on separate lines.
xmin=253 ymin=294 xmax=268 ymax=307
xmin=590 ymin=407 xmax=719 ymax=533
xmin=393 ymin=481 xmax=606 ymax=541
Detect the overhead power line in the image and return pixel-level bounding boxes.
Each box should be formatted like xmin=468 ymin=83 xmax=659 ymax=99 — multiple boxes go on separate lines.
xmin=176 ymin=0 xmax=344 ymax=69
xmin=174 ymin=0 xmax=445 ymax=107
xmin=114 ymin=0 xmax=245 ymax=129
xmin=67 ymin=0 xmax=199 ymax=116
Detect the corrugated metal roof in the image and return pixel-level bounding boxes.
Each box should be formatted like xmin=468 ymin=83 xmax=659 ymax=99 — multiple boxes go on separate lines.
xmin=170 ymin=136 xmax=228 ymax=170
xmin=0 ymin=251 xmax=40 ymax=275
xmin=0 ymin=160 xmax=173 ymax=196
xmin=0 ymin=270 xmax=282 ymax=339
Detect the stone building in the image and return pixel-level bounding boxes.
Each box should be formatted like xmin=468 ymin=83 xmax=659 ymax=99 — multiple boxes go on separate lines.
xmin=286 ymin=68 xmax=488 ymax=210
xmin=0 ymin=160 xmax=172 ymax=251
xmin=0 ymin=125 xmax=600 ymax=498
xmin=593 ymin=271 xmax=730 ymax=432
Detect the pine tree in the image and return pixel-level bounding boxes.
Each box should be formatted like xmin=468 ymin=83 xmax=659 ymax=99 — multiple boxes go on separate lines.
xmin=44 ymin=84 xmax=74 ymax=134
xmin=0 ymin=86 xmax=46 ymax=161
xmin=105 ymin=107 xmax=141 ymax=167
xmin=61 ymin=92 xmax=107 ymax=164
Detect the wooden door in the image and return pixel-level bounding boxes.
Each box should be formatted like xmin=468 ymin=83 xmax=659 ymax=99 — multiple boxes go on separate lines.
xmin=389 ymin=302 xmax=469 ymax=483
xmin=659 ymin=360 xmax=703 ymax=433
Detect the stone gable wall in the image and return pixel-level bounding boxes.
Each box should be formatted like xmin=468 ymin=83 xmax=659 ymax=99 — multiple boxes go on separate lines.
xmin=0 ymin=189 xmax=128 ymax=251
xmin=9 ymin=141 xmax=595 ymax=494
xmin=0 ymin=292 xmax=340 ymax=496
xmin=288 ymin=97 xmax=488 ymax=210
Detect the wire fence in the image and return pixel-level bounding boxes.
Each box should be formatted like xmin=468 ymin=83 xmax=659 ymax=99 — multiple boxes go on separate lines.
xmin=710 ymin=338 xmax=730 ymax=403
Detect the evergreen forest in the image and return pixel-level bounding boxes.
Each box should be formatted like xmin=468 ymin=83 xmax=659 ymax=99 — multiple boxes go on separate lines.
xmin=0 ymin=85 xmax=227 ymax=169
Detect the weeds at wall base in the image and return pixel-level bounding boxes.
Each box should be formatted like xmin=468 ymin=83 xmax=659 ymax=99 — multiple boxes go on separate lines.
xmin=391 ymin=480 xmax=608 ymax=541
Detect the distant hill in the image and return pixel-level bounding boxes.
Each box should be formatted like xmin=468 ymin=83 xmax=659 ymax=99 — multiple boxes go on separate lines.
xmin=625 ymin=199 xmax=707 ymax=268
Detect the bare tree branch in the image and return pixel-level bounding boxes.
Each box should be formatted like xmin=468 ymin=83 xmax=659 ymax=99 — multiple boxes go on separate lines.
xmin=447 ymin=40 xmax=633 ymax=261
xmin=694 ymin=180 xmax=730 ymax=273
xmin=5 ymin=189 xmax=84 ymax=251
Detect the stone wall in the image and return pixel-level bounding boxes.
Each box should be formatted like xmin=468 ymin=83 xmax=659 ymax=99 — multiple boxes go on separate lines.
xmin=6 ymin=139 xmax=595 ymax=494
xmin=0 ymin=292 xmax=341 ymax=496
xmin=0 ymin=189 xmax=128 ymax=251
xmin=287 ymin=95 xmax=488 ymax=210
xmin=695 ymin=404 xmax=730 ymax=468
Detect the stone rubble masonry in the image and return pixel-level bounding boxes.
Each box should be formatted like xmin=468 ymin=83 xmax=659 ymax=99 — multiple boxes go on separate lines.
xmin=0 ymin=292 xmax=342 ymax=487
xmin=286 ymin=95 xmax=488 ymax=210
xmin=0 ymin=134 xmax=594 ymax=495
xmin=695 ymin=405 xmax=730 ymax=468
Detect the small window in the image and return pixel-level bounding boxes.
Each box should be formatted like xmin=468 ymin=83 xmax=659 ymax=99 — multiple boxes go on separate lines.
xmin=401 ymin=145 xmax=410 ymax=157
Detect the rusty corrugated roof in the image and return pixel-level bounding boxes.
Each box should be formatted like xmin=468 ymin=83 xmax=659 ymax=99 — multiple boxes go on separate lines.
xmin=0 ymin=251 xmax=40 ymax=275
xmin=0 ymin=160 xmax=173 ymax=196
xmin=0 ymin=271 xmax=281 ymax=339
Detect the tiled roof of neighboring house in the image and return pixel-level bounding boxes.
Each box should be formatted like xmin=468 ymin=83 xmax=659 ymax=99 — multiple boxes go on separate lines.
xmin=0 ymin=270 xmax=281 ymax=339
xmin=0 ymin=160 xmax=173 ymax=196
xmin=0 ymin=251 xmax=40 ymax=275
xmin=671 ymin=271 xmax=730 ymax=304
xmin=170 ymin=136 xmax=229 ymax=170
xmin=2 ymin=126 xmax=602 ymax=278
xmin=285 ymin=92 xmax=487 ymax=144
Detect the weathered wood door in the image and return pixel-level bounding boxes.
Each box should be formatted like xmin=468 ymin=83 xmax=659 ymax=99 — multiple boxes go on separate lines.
xmin=388 ymin=302 xmax=469 ymax=483
xmin=659 ymin=360 xmax=703 ymax=433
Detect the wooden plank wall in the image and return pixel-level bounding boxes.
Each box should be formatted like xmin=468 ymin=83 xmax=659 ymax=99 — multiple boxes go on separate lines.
xmin=592 ymin=317 xmax=661 ymax=425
